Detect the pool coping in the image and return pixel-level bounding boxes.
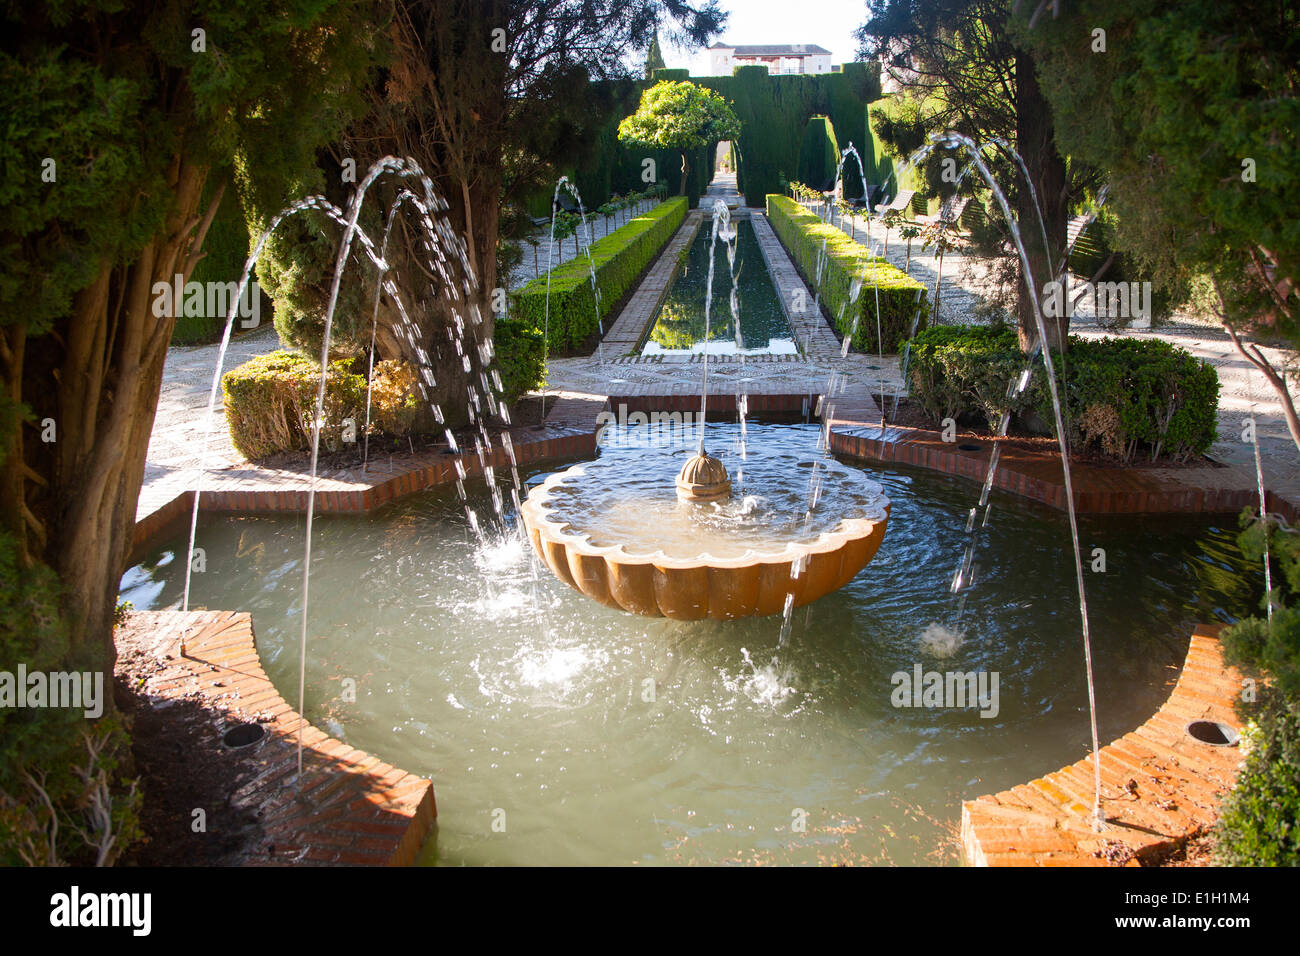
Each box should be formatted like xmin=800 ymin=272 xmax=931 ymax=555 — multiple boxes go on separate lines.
xmin=961 ymin=625 xmax=1246 ymax=867
xmin=118 ymin=609 xmax=436 ymax=866
xmin=600 ymin=209 xmax=704 ymax=356
xmin=826 ymin=414 xmax=1298 ymax=520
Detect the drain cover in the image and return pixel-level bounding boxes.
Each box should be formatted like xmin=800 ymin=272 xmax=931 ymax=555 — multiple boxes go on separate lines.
xmin=1186 ymin=720 xmax=1239 ymax=746
xmin=222 ymin=722 xmax=267 ymax=750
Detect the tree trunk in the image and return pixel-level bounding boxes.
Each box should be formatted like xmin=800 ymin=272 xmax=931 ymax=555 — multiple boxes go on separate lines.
xmin=1013 ymin=48 xmax=1070 ymax=354
xmin=679 ymin=152 xmax=689 ymax=197
xmin=6 ymin=152 xmax=214 ymax=681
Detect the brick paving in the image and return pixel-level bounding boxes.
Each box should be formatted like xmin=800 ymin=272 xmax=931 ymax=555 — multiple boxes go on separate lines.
xmin=961 ymin=626 xmax=1245 ymax=866
xmin=118 ymin=610 xmax=435 ymax=866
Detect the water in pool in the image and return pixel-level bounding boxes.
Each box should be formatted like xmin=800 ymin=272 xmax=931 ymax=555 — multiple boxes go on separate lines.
xmin=121 ymin=423 xmax=1260 ymax=865
xmin=641 ymin=218 xmax=794 ymax=356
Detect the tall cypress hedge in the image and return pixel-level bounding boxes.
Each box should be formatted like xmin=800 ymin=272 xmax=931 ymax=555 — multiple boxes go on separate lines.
xmin=521 ymin=65 xmax=886 ymax=213
xmin=797 ymin=115 xmax=839 ymax=191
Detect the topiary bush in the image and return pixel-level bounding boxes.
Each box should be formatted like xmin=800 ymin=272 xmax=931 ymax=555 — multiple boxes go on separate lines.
xmin=510 ymin=196 xmax=687 ymax=352
xmin=222 ymin=350 xmax=366 ymax=460
xmin=493 ymin=318 xmax=547 ymax=405
xmin=903 ymin=326 xmax=1220 ymax=462
xmin=767 ymin=194 xmax=929 ymax=353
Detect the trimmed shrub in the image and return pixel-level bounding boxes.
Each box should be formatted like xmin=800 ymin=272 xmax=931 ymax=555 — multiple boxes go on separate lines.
xmin=222 ymin=350 xmax=366 ymax=460
xmin=493 ymin=318 xmax=547 ymax=405
xmin=905 ymin=325 xmax=1028 ymax=424
xmin=510 ymin=196 xmax=687 ymax=352
xmin=903 ymin=326 xmax=1219 ymax=462
xmin=798 ymin=115 xmax=839 ymax=190
xmin=767 ymin=193 xmax=929 ymax=353
xmin=1214 ymin=695 xmax=1300 ymax=866
xmin=367 ymin=360 xmax=421 ymax=438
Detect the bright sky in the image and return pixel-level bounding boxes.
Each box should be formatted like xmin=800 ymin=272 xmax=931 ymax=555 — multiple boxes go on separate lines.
xmin=661 ymin=0 xmax=870 ymax=74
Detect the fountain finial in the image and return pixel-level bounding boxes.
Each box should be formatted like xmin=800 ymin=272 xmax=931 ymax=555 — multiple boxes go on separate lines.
xmin=676 ymin=448 xmax=731 ymax=503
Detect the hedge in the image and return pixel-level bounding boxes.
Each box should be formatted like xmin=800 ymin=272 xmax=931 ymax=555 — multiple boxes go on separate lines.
xmin=493 ymin=318 xmax=547 ymax=404
xmin=903 ymin=326 xmax=1220 ymax=462
xmin=222 ymin=350 xmax=366 ymax=460
xmin=173 ymin=179 xmax=255 ymax=345
xmin=766 ymin=193 xmax=929 ymax=353
xmin=798 ymin=115 xmax=839 ymax=190
xmin=510 ymin=195 xmax=687 ymax=352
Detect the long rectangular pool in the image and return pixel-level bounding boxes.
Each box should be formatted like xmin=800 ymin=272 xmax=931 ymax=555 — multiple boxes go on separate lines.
xmin=640 ymin=217 xmax=796 ymax=356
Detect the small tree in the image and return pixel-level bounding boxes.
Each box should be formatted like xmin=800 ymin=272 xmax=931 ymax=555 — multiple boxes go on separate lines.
xmin=618 ymin=80 xmax=740 ymax=197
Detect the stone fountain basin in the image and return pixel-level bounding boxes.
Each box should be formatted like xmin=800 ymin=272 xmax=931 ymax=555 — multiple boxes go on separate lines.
xmin=520 ymin=468 xmax=890 ymax=620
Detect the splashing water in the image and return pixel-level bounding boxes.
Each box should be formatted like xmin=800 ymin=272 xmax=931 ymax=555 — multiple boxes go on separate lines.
xmin=918 ymin=623 xmax=965 ymax=660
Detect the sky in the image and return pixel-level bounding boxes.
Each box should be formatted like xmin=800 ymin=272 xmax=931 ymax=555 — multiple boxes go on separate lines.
xmin=660 ymin=0 xmax=870 ymax=75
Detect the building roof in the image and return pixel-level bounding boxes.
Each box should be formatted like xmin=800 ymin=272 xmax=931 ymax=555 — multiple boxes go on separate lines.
xmin=708 ymin=43 xmax=832 ymax=56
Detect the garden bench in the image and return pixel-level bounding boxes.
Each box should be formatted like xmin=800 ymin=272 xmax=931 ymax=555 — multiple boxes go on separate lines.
xmin=915 ymin=195 xmax=971 ymax=231
xmin=874 ymin=188 xmax=916 ymax=218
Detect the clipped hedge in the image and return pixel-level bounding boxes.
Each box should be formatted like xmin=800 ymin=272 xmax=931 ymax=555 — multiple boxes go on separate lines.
xmin=510 ymin=196 xmax=687 ymax=352
xmin=222 ymin=350 xmax=366 ymax=460
xmin=493 ymin=318 xmax=547 ymax=405
xmin=798 ymin=115 xmax=839 ymax=190
xmin=906 ymin=325 xmax=1030 ymax=425
xmin=766 ymin=194 xmax=928 ymax=353
xmin=904 ymin=326 xmax=1220 ymax=462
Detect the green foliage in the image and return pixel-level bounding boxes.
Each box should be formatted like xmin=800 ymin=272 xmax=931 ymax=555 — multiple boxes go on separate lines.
xmin=903 ymin=326 xmax=1220 ymax=461
xmin=797 ymin=115 xmax=840 ymax=190
xmin=0 ymin=533 xmax=141 ymax=865
xmin=644 ymin=30 xmax=666 ymax=79
xmin=173 ymin=179 xmax=256 ymax=345
xmin=1016 ymin=0 xmax=1300 ymax=345
xmin=652 ymin=68 xmax=691 ymax=83
xmin=619 ymin=80 xmax=740 ymax=152
xmin=221 ymin=350 xmax=366 ymax=461
xmin=0 ymin=0 xmax=383 ymax=343
xmin=618 ymin=80 xmax=739 ymax=198
xmin=1215 ymin=502 xmax=1300 ymax=865
xmin=510 ymin=196 xmax=687 ymax=351
xmin=767 ymin=194 xmax=928 ymax=353
xmin=905 ymin=325 xmax=1027 ymax=424
xmin=1214 ymin=694 xmax=1300 ymax=866
xmin=492 ymin=319 xmax=548 ymax=405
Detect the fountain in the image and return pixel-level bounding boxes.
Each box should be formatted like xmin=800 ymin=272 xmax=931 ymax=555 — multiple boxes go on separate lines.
xmin=123 ymin=136 xmax=1264 ymax=864
xmin=521 ymin=199 xmax=891 ymax=619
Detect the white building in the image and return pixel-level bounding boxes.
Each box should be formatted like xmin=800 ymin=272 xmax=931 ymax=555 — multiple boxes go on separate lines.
xmin=707 ymin=43 xmax=834 ymax=76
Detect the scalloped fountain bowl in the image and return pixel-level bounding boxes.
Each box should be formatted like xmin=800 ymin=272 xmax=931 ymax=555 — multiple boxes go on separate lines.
xmin=520 ymin=427 xmax=890 ymax=620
